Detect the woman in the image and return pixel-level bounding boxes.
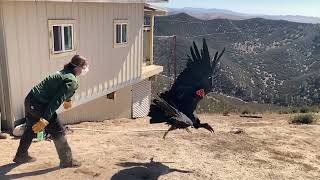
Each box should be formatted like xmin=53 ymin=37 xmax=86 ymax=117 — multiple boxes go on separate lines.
xmin=13 ymin=55 xmax=89 ymax=168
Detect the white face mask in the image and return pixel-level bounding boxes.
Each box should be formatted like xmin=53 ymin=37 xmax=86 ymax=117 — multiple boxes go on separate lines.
xmin=80 ymin=65 xmax=89 ymax=76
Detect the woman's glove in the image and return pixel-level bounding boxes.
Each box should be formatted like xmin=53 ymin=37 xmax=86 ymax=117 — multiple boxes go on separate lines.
xmin=32 ymin=118 xmax=49 ymax=133
xmin=63 ymin=101 xmax=72 ymax=110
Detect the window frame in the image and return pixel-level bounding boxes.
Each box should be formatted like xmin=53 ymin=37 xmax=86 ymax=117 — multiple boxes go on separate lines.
xmin=48 ymin=20 xmax=76 ymax=59
xmin=113 ymin=19 xmax=129 ymax=48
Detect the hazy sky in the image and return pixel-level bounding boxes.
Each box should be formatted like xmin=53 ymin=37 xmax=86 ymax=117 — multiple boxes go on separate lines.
xmin=154 ymin=0 xmax=320 ymax=17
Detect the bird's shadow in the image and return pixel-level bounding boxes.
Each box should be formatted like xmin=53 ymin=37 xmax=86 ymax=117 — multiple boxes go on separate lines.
xmin=111 ymin=158 xmax=193 ymax=180
xmin=0 ymin=163 xmax=59 ymax=180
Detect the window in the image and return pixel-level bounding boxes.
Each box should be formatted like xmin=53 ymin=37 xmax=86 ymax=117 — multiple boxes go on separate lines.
xmin=48 ymin=20 xmax=76 ymax=59
xmin=52 ymin=24 xmax=74 ymax=53
xmin=114 ymin=20 xmax=128 ymax=47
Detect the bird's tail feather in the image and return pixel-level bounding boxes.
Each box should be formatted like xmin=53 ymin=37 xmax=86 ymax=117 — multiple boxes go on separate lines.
xmin=148 ymin=96 xmax=179 ymax=124
xmin=148 ymin=101 xmax=168 ymax=124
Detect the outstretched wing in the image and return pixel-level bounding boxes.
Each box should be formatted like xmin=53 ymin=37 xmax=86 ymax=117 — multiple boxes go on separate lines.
xmin=160 ymin=38 xmax=225 ymax=116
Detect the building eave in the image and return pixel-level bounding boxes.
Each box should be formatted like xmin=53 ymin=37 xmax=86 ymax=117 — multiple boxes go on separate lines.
xmin=144 ymin=3 xmax=167 ymax=16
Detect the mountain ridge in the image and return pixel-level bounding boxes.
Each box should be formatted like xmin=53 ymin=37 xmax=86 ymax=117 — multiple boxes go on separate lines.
xmin=166 ymin=7 xmax=320 ymax=24
xmin=153 ymin=13 xmax=320 ymax=106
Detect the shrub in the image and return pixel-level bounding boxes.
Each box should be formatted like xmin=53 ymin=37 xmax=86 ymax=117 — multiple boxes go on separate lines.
xmin=241 ymin=109 xmax=250 ymax=115
xmin=309 ymin=106 xmax=319 ymax=113
xmin=288 ymin=107 xmax=298 ymax=114
xmin=289 ymin=114 xmax=315 ymax=124
xmin=223 ymin=110 xmax=230 ymax=116
xmin=299 ymin=107 xmax=309 ymax=113
xmin=278 ymin=110 xmax=289 ymax=114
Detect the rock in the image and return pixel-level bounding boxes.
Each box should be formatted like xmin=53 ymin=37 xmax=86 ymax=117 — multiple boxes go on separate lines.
xmin=13 ymin=123 xmax=27 ymax=137
xmin=230 ymin=128 xmax=244 ymax=134
xmin=0 ymin=132 xmax=7 ymax=139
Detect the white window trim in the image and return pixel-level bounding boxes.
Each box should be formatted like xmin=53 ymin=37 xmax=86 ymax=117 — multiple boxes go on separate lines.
xmin=113 ymin=19 xmax=129 ymax=48
xmin=48 ymin=20 xmax=76 ymax=60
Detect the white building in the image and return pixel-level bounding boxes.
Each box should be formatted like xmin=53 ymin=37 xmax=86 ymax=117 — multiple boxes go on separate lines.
xmin=0 ymin=0 xmax=167 ymax=130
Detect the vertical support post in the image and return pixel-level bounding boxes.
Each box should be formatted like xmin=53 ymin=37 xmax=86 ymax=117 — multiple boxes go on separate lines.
xmin=168 ymin=38 xmax=171 ymax=85
xmin=172 ymin=35 xmax=177 ymax=80
xmin=149 ymin=14 xmax=155 ymax=65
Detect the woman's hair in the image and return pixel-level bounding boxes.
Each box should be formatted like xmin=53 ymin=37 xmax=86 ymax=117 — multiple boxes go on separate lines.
xmin=63 ymin=55 xmax=87 ymax=72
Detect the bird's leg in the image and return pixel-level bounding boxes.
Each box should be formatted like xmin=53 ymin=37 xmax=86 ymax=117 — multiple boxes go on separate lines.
xmin=150 ymin=157 xmax=154 ymax=164
xmin=185 ymin=127 xmax=192 ymax=133
xmin=163 ymin=126 xmax=177 ymax=139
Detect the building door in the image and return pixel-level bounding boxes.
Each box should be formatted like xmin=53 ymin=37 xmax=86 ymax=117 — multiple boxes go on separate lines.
xmin=132 ymin=80 xmax=151 ymax=118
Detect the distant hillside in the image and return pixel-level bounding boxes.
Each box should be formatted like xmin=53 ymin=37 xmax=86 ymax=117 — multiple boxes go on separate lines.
xmin=153 ymin=13 xmax=320 ymax=106
xmin=168 ymin=8 xmax=320 ymax=24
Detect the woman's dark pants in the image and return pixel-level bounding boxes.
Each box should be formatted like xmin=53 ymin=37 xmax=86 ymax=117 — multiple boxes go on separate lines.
xmin=14 ymin=93 xmax=75 ymax=167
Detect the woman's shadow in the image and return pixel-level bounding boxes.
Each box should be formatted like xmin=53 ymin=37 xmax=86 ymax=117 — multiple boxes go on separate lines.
xmin=111 ymin=158 xmax=193 ymax=180
xmin=0 ymin=163 xmax=59 ymax=180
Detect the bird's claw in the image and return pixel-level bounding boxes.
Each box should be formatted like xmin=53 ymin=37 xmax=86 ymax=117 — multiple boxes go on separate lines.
xmin=185 ymin=128 xmax=192 ymax=133
xmin=203 ymin=123 xmax=214 ymax=133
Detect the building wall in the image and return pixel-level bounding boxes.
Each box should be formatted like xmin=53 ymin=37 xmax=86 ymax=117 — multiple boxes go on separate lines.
xmin=59 ymin=85 xmax=132 ymax=124
xmin=0 ymin=1 xmax=144 ymax=123
xmin=0 ymin=4 xmax=4 ymax=130
xmin=0 ymin=4 xmax=14 ymax=129
xmin=2 ymin=0 xmax=161 ymax=3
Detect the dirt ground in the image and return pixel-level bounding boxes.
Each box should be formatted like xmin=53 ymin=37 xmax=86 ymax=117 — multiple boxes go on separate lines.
xmin=1 ymin=114 xmax=320 ymax=180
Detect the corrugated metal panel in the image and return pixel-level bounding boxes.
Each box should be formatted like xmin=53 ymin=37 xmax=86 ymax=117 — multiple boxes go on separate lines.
xmin=1 ymin=1 xmax=144 ymax=123
xmin=0 ymin=4 xmax=4 ymax=130
xmin=132 ymin=79 xmax=151 ymax=118
xmin=0 ymin=3 xmax=14 ymax=129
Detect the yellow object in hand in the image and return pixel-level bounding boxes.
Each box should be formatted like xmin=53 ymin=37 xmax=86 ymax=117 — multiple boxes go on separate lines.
xmin=32 ymin=118 xmax=49 ymax=133
xmin=63 ymin=101 xmax=72 ymax=110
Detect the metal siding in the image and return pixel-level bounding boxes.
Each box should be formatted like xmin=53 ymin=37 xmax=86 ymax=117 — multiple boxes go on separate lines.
xmin=59 ymin=85 xmax=132 ymax=124
xmin=132 ymin=79 xmax=151 ymax=118
xmin=2 ymin=2 xmax=144 ymax=123
xmin=0 ymin=3 xmax=17 ymax=128
xmin=0 ymin=3 xmax=15 ymax=129
xmin=115 ymin=3 xmax=120 ymax=87
xmin=0 ymin=4 xmax=3 ymax=130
